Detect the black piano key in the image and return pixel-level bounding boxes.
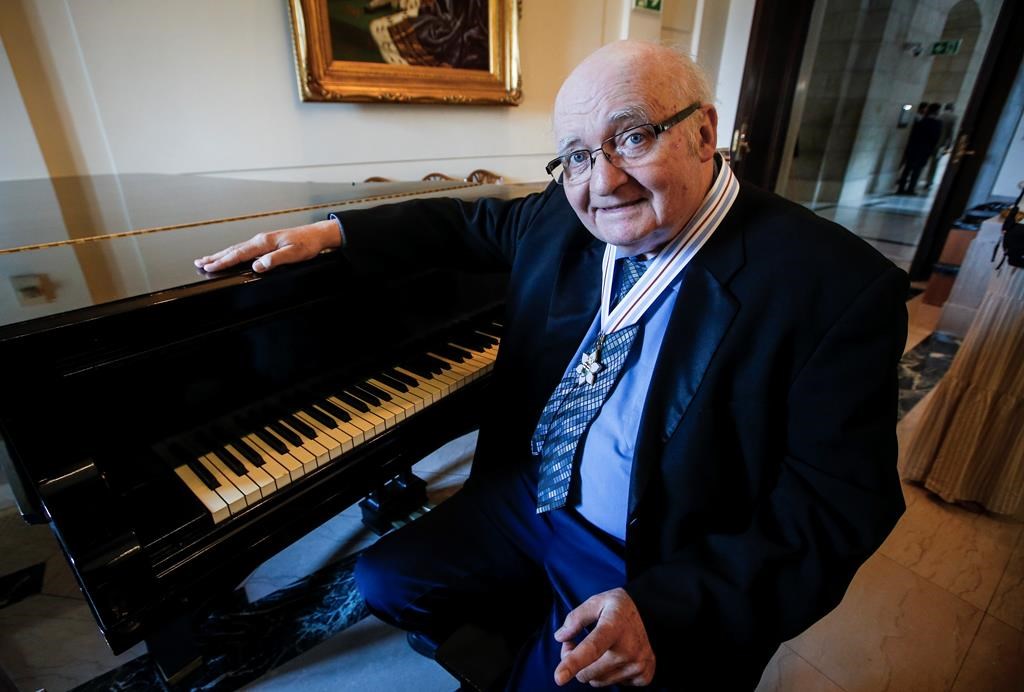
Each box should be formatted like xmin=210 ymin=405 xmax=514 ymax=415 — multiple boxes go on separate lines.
xmin=416 ymin=353 xmax=445 ymax=374
xmin=413 ymin=354 xmax=444 ymax=375
xmin=470 ymin=334 xmax=496 ymax=349
xmin=473 ymin=331 xmax=499 ymax=346
xmin=170 ymin=443 xmax=219 ymax=489
xmin=385 ymin=368 xmax=419 ymax=387
xmin=376 ymin=373 xmax=409 ymax=393
xmin=452 ymin=336 xmax=487 ymax=353
xmin=423 ymin=354 xmax=452 ymax=372
xmin=433 ymin=344 xmax=468 ymax=362
xmin=269 ymin=421 xmax=302 ymax=447
xmin=302 ymin=405 xmax=337 ymax=429
xmin=254 ymin=427 xmax=289 ymax=455
xmin=282 ymin=414 xmax=316 ymax=440
xmin=234 ymin=438 xmax=266 ymax=467
xmin=448 ymin=343 xmax=478 ymax=358
xmin=400 ymin=360 xmax=434 ymax=379
xmin=187 ymin=459 xmax=220 ymax=490
xmin=349 ymin=386 xmax=380 ymax=407
xmin=453 ymin=332 xmax=485 ymax=349
xmin=336 ymin=391 xmax=369 ymax=413
xmin=318 ymin=399 xmax=352 ymax=422
xmin=212 ymin=446 xmax=247 ymax=476
xmin=358 ymin=382 xmax=391 ymax=401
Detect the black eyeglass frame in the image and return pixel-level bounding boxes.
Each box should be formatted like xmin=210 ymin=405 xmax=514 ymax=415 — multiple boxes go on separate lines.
xmin=545 ymin=102 xmax=703 ymax=184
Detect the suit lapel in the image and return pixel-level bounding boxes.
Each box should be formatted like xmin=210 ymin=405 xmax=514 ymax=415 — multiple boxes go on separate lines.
xmin=529 ymin=233 xmax=604 ymax=415
xmin=628 ymin=204 xmax=747 ymax=516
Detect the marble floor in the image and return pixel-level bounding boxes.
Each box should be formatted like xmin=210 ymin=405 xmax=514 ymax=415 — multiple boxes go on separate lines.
xmin=816 ymin=201 xmax=930 ymax=274
xmin=2 ymin=294 xmax=1022 ymax=691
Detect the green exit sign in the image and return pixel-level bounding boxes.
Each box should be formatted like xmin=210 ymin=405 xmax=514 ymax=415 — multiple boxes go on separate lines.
xmin=932 ymin=39 xmax=963 ymax=55
xmin=633 ymin=0 xmax=663 ymax=11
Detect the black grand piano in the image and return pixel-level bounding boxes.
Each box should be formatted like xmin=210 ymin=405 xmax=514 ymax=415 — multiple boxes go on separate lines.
xmin=0 ymin=174 xmax=540 ymax=684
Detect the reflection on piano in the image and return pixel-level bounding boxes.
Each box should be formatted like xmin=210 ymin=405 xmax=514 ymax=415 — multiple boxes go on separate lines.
xmin=0 ymin=175 xmax=541 ymax=683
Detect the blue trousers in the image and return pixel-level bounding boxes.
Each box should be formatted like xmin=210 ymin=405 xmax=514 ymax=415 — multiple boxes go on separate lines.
xmin=354 ymin=466 xmax=649 ymax=691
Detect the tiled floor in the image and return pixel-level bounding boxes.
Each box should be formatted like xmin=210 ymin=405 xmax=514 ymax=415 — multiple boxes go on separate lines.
xmin=2 ymin=294 xmax=1021 ymax=689
xmin=816 ymin=199 xmax=930 ymax=274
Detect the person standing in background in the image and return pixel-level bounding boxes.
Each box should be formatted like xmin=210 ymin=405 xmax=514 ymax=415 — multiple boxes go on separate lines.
xmin=897 ymin=102 xmax=942 ymax=195
xmin=924 ymin=103 xmax=957 ymax=191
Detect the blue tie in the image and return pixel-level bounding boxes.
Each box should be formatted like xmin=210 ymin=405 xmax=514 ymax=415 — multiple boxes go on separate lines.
xmin=533 ymin=257 xmax=647 ymax=513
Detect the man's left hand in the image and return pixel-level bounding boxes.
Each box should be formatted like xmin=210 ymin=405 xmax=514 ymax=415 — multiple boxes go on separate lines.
xmin=553 ymin=587 xmax=655 ymax=687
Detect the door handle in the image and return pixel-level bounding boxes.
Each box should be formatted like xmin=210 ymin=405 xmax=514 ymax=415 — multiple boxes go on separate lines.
xmin=731 ymin=124 xmax=752 ymax=162
xmin=951 ymin=133 xmax=976 ymax=165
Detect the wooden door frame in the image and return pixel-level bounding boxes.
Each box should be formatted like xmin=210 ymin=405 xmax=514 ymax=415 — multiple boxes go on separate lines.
xmin=728 ymin=0 xmax=815 ymax=188
xmin=908 ymin=0 xmax=1024 ymax=280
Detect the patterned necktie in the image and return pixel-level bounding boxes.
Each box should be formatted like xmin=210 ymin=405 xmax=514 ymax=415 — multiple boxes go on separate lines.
xmin=532 ymin=257 xmax=648 ymax=513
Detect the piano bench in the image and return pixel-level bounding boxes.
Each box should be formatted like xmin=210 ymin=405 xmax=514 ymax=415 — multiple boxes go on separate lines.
xmin=408 ymin=623 xmax=515 ymax=691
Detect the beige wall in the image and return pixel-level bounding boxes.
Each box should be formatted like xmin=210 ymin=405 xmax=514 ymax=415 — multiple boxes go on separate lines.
xmin=0 ymin=0 xmax=752 ymax=184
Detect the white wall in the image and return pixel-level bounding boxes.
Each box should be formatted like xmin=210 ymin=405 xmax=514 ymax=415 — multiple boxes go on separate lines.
xmin=0 ymin=35 xmax=48 ymax=180
xmin=693 ymin=0 xmax=755 ymax=149
xmin=1 ymin=0 xmax=753 ymax=184
xmin=660 ymin=0 xmax=702 ymax=56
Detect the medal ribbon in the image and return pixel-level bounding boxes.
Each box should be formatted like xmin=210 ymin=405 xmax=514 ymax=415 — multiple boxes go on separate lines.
xmin=595 ymin=154 xmax=739 ymax=339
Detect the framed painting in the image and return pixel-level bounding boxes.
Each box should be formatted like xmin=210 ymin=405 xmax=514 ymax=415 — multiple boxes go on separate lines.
xmin=288 ymin=0 xmax=522 ymax=105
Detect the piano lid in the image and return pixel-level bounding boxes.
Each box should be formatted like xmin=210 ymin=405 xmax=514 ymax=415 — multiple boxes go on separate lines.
xmin=0 ymin=174 xmax=546 ymax=334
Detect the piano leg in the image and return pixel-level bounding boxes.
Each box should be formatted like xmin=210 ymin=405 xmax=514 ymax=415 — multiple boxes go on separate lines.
xmin=358 ymin=471 xmax=429 ymax=535
xmin=146 ymin=614 xmax=204 ymax=685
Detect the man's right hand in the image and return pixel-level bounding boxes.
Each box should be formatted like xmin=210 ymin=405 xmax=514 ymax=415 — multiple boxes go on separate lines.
xmin=193 ymin=219 xmax=341 ymax=274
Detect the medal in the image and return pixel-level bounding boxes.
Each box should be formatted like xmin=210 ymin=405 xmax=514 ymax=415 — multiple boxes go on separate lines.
xmin=576 ymin=334 xmax=607 ymax=384
xmin=577 ymin=153 xmax=739 ymax=387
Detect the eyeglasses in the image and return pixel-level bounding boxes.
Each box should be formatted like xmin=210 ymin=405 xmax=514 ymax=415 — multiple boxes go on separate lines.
xmin=545 ymin=102 xmax=702 ymax=185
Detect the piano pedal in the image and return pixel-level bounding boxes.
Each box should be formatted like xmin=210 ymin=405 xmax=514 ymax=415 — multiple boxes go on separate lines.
xmin=359 ymin=471 xmax=428 ymax=536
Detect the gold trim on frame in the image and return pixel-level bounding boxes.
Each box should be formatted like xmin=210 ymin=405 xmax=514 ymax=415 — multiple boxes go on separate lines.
xmin=287 ymin=0 xmax=522 ymax=105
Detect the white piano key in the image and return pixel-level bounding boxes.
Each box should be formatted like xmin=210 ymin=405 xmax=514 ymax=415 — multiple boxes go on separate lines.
xmin=174 ymin=465 xmax=230 ymax=524
xmin=265 ymin=427 xmax=317 ymax=475
xmin=296 ymin=411 xmax=360 ymax=454
xmin=324 ymin=397 xmax=371 ymax=445
xmin=452 ymin=343 xmax=495 ymax=366
xmin=237 ymin=438 xmax=292 ymax=490
xmin=277 ymin=420 xmax=330 ymax=468
xmin=330 ymin=396 xmax=396 ymax=432
xmin=246 ymin=433 xmax=304 ymax=481
xmin=388 ymin=371 xmax=439 ymax=405
xmin=399 ymin=376 xmax=442 ymax=406
xmin=367 ymin=378 xmax=424 ymax=415
xmin=346 ymin=393 xmax=404 ymax=427
xmin=414 ymin=364 xmax=463 ymax=393
xmin=428 ymin=352 xmax=479 ymax=382
xmin=396 ymin=366 xmax=450 ymax=398
xmin=205 ymin=451 xmax=263 ymax=506
xmin=290 ymin=412 xmax=343 ymax=460
xmin=330 ymin=398 xmax=387 ymax=438
xmin=225 ymin=444 xmax=278 ymax=494
xmin=199 ymin=454 xmax=247 ymax=515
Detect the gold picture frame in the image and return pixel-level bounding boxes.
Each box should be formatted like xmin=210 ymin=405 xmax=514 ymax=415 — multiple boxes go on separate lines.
xmin=288 ymin=0 xmax=522 ymax=105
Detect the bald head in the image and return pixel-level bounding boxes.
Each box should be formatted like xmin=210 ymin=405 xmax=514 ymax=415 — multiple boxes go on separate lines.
xmin=550 ymin=41 xmax=719 ymax=256
xmin=555 ymin=41 xmax=712 ymax=155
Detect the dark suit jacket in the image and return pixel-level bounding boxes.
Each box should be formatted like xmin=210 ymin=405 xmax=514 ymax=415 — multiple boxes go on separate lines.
xmin=906 ymin=116 xmax=943 ymax=165
xmin=337 ymin=180 xmax=908 ymax=689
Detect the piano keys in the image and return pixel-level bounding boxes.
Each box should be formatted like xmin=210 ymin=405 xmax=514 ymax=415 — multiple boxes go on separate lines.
xmin=0 ymin=173 xmax=542 ymax=682
xmin=165 ymin=321 xmax=503 ymax=524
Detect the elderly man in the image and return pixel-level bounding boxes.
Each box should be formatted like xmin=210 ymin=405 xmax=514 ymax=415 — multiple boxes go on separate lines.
xmin=196 ymin=42 xmax=907 ymax=690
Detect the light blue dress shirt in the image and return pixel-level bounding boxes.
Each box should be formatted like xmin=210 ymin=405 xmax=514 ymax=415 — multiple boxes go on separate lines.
xmin=568 ymin=257 xmax=684 ymax=541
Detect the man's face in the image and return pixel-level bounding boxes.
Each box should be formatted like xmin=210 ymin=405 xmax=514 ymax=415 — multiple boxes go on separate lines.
xmin=553 ymin=65 xmax=716 ymax=257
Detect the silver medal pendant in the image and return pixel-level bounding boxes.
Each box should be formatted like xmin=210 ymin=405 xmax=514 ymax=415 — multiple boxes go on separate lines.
xmin=575 ymin=334 xmax=606 ymax=385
